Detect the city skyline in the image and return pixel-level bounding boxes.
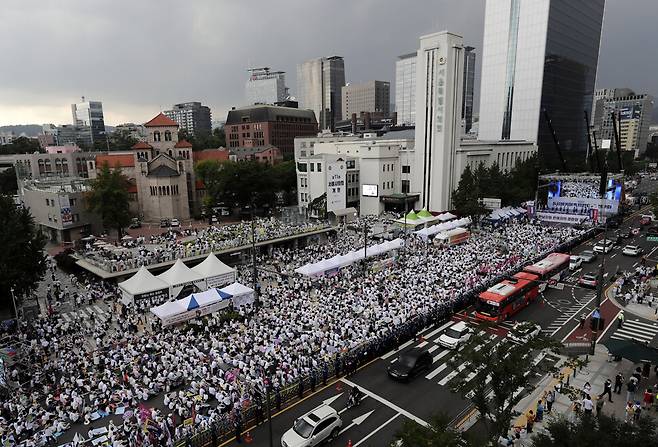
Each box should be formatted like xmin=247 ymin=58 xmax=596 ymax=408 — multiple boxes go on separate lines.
xmin=1 ymin=0 xmax=657 ymax=126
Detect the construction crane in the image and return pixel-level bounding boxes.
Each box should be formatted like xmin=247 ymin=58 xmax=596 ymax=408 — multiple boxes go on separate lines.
xmin=543 ymin=109 xmax=568 ymax=172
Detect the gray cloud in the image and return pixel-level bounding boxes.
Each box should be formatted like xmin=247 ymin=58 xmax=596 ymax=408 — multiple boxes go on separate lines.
xmin=0 ymin=0 xmax=654 ymax=126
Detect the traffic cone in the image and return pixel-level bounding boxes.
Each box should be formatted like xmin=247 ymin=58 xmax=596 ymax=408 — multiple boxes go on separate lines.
xmin=346 ymin=440 xmax=353 ymax=447
xmin=244 ymin=431 xmax=253 ymax=443
xmin=336 ymin=382 xmax=343 ymax=392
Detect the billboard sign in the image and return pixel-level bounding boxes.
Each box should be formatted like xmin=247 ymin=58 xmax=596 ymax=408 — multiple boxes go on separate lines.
xmin=547 ymin=197 xmax=619 ymax=215
xmin=326 ymin=161 xmax=346 ymax=212
xmin=59 ymin=196 xmax=73 ymax=227
xmin=362 ymin=184 xmax=378 ymax=197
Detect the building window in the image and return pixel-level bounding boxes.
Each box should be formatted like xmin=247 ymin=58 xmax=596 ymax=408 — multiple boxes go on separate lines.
xmin=402 ymin=165 xmax=410 ymax=174
xmin=402 ymin=180 xmax=410 ymax=193
xmin=154 ymin=131 xmax=161 ymax=142
xmin=310 ymin=163 xmax=315 ymax=172
xmin=317 ymin=163 xmax=321 ymax=172
xmin=164 ymin=130 xmax=172 ymax=141
xmin=70 ymin=198 xmax=77 ymax=207
xmin=45 ymin=198 xmax=49 ymax=206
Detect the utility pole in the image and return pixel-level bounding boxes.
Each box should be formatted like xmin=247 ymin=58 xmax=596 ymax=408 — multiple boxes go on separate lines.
xmin=250 ymin=195 xmax=259 ymax=305
xmin=361 ymin=221 xmax=368 ymax=295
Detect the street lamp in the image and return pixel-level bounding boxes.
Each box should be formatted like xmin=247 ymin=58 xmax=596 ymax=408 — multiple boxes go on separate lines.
xmin=10 ymin=287 xmax=20 ymax=337
xmin=250 ymin=196 xmax=260 ymax=306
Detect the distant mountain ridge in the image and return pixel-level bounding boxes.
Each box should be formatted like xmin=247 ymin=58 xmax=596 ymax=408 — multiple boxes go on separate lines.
xmin=0 ymin=124 xmax=43 ymax=137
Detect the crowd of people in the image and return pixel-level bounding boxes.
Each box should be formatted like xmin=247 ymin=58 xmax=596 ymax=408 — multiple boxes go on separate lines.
xmin=559 ymin=180 xmax=600 ymax=199
xmin=80 ymin=219 xmax=330 ymax=273
xmin=0 ymin=216 xmax=588 ymax=446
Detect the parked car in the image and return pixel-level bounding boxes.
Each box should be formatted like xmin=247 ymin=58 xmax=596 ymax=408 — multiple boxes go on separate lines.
xmin=579 ymin=250 xmax=597 ymax=263
xmin=640 ymin=217 xmax=652 ymax=226
xmin=129 ymin=218 xmax=141 ymax=229
xmin=210 ymin=215 xmax=219 ymax=224
xmin=170 ymin=218 xmax=180 ymax=228
xmin=387 ymin=348 xmax=433 ymax=381
xmin=578 ymin=273 xmax=598 ymax=288
xmin=569 ymin=255 xmax=583 ymax=271
xmin=593 ymin=239 xmax=614 ymax=254
xmin=280 ymin=405 xmax=342 ymax=447
xmin=622 ymin=245 xmax=643 ymax=256
xmin=641 ymin=213 xmax=656 ymax=221
xmin=438 ymin=321 xmax=473 ymax=349
xmin=508 ymin=322 xmax=542 ymax=344
xmin=647 ymin=226 xmax=658 ymax=236
xmin=618 ymin=229 xmax=631 ymax=239
xmin=159 ymin=218 xmax=170 ymax=228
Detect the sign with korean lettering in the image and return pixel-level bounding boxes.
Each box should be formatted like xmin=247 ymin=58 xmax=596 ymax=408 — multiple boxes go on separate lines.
xmin=326 ymin=161 xmax=346 ymax=212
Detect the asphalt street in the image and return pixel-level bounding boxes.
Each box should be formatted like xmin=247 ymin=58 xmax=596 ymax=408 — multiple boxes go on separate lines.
xmin=222 ymin=202 xmax=658 ymax=447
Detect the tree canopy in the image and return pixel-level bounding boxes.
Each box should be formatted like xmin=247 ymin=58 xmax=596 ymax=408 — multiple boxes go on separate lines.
xmin=393 ymin=413 xmax=467 ymax=447
xmin=531 ymin=412 xmax=658 ymax=447
xmin=86 ymin=163 xmax=132 ymax=237
xmin=0 ymin=195 xmax=46 ymax=315
xmin=195 ymin=159 xmax=296 ymax=211
xmin=0 ymin=136 xmax=42 ymax=154
xmin=179 ymin=128 xmax=226 ymax=151
xmin=452 ymin=155 xmax=538 ymax=218
xmin=0 ymin=166 xmax=18 ymax=195
xmin=447 ymin=329 xmax=561 ymax=441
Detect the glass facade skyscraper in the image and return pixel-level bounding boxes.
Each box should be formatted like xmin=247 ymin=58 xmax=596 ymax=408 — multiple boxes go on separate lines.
xmin=297 ymin=56 xmax=345 ymax=130
xmin=71 ymin=98 xmax=106 ymax=147
xmin=462 ymin=46 xmax=476 ymax=134
xmin=395 ymin=53 xmax=417 ymax=126
xmin=479 ymin=0 xmax=605 ymax=166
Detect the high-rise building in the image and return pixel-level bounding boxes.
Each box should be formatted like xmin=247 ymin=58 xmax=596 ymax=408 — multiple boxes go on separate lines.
xmin=462 ymin=46 xmax=476 ymax=134
xmin=71 ymin=97 xmax=106 ymax=146
xmin=395 ymin=53 xmax=417 ymax=126
xmin=594 ymin=90 xmax=654 ymax=157
xmin=163 ymin=102 xmax=212 ymax=136
xmin=297 ymin=56 xmax=345 ymax=130
xmin=478 ymin=0 xmax=605 ymax=163
xmin=341 ymin=80 xmax=390 ymax=120
xmin=245 ymin=68 xmax=287 ymax=105
xmin=413 ymin=31 xmax=465 ymax=212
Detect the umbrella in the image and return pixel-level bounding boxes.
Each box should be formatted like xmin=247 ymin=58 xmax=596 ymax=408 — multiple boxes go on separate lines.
xmin=604 ymin=338 xmax=658 ymax=363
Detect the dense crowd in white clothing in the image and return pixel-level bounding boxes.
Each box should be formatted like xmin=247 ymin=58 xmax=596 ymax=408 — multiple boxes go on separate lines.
xmin=0 ymin=218 xmax=589 ymax=446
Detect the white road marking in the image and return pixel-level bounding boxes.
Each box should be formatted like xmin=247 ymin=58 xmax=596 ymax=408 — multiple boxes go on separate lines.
xmin=424 ymin=321 xmax=453 ymax=339
xmin=425 ymin=363 xmax=448 ymax=380
xmin=427 ymin=345 xmax=439 ymax=353
xmin=417 ymin=341 xmax=429 ymax=348
xmin=381 ymin=340 xmax=414 ymax=360
xmin=340 ymin=378 xmax=429 ymax=427
xmin=338 ymin=410 xmax=374 ymax=435
xmin=353 ymin=413 xmax=401 ymax=447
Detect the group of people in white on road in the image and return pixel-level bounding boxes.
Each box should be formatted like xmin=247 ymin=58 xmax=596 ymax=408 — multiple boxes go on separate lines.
xmin=0 ymin=215 xmax=589 ymax=446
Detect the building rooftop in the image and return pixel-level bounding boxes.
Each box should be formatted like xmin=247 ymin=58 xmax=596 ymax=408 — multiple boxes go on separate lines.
xmin=229 ymin=145 xmax=279 ymax=157
xmin=144 ymin=113 xmax=178 ymax=127
xmin=131 ymin=141 xmax=153 ymax=150
xmin=96 ymin=153 xmax=135 ymax=168
xmin=226 ymin=105 xmax=317 ymax=126
xmin=174 ymin=140 xmax=193 ymax=148
xmin=23 ymin=178 xmax=91 ymax=194
xmin=193 ymin=148 xmax=230 ymax=163
xmin=148 ymin=164 xmax=179 ymax=177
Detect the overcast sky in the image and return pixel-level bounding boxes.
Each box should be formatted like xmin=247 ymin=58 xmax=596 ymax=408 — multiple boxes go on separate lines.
xmin=1 ymin=0 xmax=656 ymax=126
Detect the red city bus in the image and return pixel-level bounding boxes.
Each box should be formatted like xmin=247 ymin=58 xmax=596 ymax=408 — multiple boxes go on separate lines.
xmin=475 ymin=272 xmax=540 ymax=322
xmin=522 ymin=252 xmax=571 ymax=292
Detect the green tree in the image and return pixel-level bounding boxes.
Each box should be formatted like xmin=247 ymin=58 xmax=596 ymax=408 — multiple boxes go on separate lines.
xmin=452 ymin=165 xmax=486 ymax=219
xmin=180 ymin=127 xmax=226 ymax=151
xmin=393 ymin=413 xmax=466 ymax=447
xmin=0 ymin=167 xmax=18 ymax=195
xmin=1 ymin=136 xmax=42 ymax=154
xmin=506 ymin=155 xmax=538 ymax=205
xmin=271 ymin=160 xmax=297 ymax=205
xmin=0 ymin=195 xmax=47 ymax=316
xmin=447 ymin=330 xmax=561 ymax=442
xmin=531 ymin=412 xmax=658 ymax=447
xmin=86 ymin=163 xmax=131 ymax=237
xmin=649 ymin=192 xmax=658 ymax=218
xmin=195 ymin=160 xmax=277 ymax=211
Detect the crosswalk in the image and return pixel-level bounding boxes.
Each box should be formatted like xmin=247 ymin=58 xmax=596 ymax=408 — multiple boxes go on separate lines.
xmin=58 ymin=305 xmax=110 ymax=327
xmin=544 ymin=291 xmax=596 ymax=335
xmin=609 ymin=319 xmax=658 ymax=343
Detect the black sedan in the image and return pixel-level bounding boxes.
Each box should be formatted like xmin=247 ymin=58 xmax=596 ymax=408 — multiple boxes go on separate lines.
xmin=387 ymin=348 xmax=432 ymax=381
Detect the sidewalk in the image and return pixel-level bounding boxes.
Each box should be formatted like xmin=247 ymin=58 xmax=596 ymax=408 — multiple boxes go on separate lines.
xmin=609 ymin=290 xmax=658 ymax=322
xmin=511 ymin=344 xmax=658 ymax=442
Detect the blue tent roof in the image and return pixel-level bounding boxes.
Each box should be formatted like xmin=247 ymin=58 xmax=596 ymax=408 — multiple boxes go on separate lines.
xmin=187 ymin=295 xmax=200 ymax=311
xmin=218 ymin=289 xmax=233 ymax=299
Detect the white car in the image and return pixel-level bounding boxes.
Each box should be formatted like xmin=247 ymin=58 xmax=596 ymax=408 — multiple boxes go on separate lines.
xmin=593 ymin=239 xmax=614 ymax=254
xmin=438 ymin=321 xmax=473 ymax=349
xmin=569 ymin=255 xmax=583 ymax=271
xmin=641 ymin=213 xmax=656 ymax=221
xmin=170 ymin=218 xmax=180 ymax=228
xmin=508 ymin=322 xmax=542 ymax=344
xmin=281 ymin=404 xmax=342 ymax=447
xmin=622 ymin=245 xmax=643 ymax=256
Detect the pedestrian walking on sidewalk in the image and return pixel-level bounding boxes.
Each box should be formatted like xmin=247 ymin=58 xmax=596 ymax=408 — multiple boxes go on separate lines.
xmin=545 ymin=389 xmax=555 ymax=413
xmin=614 ymin=372 xmax=624 ymax=394
xmin=526 ymin=410 xmax=535 ymax=433
xmin=643 ymin=388 xmax=654 ymax=409
xmin=536 ymin=400 xmax=544 ymax=422
xmin=595 ymin=397 xmax=604 ymax=417
xmin=599 ymin=379 xmax=614 ymax=403
xmin=582 ymin=395 xmax=594 ymax=415
xmin=579 ymin=313 xmax=587 ymax=329
xmin=617 ymin=311 xmax=625 ymax=328
xmin=627 ymin=377 xmax=638 ymax=403
xmin=625 ymin=401 xmax=634 ymax=423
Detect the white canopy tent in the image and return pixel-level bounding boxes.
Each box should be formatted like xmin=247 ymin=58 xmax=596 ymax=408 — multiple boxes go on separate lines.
xmin=191 ymin=253 xmax=237 ymax=289
xmin=294 ymin=238 xmax=404 ymax=277
xmin=157 ymin=259 xmax=206 ymax=299
xmin=414 ymin=217 xmax=471 ymax=242
xmin=150 ymin=288 xmax=231 ymax=326
xmin=118 ymin=266 xmax=170 ymax=305
xmin=437 ymin=212 xmax=457 ymax=222
xmin=220 ymin=282 xmax=255 ymax=309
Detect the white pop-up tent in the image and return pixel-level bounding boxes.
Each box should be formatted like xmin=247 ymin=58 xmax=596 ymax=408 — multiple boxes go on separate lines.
xmin=219 ymin=282 xmax=255 ymax=309
xmin=157 ymin=259 xmax=206 ymax=299
xmin=150 ymin=288 xmax=232 ymax=326
xmin=191 ymin=253 xmax=237 ymax=289
xmin=118 ymin=266 xmax=170 ymax=305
